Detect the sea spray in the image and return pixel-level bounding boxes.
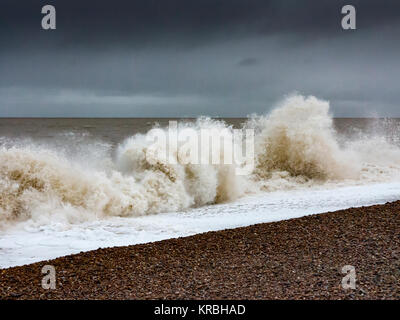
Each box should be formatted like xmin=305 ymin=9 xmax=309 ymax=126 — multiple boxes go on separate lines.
xmin=249 ymin=95 xmax=360 ymax=190
xmin=1 ymin=94 xmax=400 ymax=227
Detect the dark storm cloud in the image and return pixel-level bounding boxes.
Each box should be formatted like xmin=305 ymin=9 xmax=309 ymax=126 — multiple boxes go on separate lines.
xmin=0 ymin=0 xmax=400 ymax=117
xmin=2 ymin=0 xmax=400 ymax=45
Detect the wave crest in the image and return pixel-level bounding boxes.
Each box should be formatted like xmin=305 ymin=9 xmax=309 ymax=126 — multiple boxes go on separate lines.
xmin=1 ymin=94 xmax=400 ymax=227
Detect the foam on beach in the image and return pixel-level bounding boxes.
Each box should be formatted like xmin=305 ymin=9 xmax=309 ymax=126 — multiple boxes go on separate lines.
xmin=1 ymin=94 xmax=400 ymax=228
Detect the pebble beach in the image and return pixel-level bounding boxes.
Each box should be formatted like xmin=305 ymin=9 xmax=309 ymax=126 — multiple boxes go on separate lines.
xmin=1 ymin=201 xmax=399 ymax=300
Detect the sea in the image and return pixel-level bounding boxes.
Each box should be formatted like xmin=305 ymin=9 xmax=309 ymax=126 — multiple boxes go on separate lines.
xmin=1 ymin=95 xmax=400 ymax=268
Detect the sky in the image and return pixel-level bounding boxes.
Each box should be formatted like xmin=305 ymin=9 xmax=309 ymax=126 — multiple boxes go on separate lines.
xmin=0 ymin=0 xmax=400 ymax=117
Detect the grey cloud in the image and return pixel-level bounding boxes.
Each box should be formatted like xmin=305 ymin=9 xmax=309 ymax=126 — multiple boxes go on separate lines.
xmin=238 ymin=58 xmax=259 ymax=67
xmin=0 ymin=1 xmax=400 ymax=117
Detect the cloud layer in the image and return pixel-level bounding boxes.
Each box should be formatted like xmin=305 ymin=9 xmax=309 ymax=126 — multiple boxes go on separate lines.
xmin=0 ymin=0 xmax=399 ymax=117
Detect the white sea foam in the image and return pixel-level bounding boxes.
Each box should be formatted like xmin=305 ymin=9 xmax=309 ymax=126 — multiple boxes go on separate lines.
xmin=1 ymin=94 xmax=400 ymax=229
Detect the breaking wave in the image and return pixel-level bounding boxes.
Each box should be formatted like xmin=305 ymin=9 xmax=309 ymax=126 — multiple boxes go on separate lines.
xmin=1 ymin=94 xmax=400 ymax=228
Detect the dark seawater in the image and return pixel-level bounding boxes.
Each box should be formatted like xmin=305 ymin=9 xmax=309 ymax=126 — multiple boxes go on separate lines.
xmin=1 ymin=118 xmax=400 ymax=145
